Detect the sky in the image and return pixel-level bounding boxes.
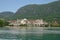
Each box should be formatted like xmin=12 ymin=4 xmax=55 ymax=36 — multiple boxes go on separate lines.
xmin=0 ymin=0 xmax=57 ymax=12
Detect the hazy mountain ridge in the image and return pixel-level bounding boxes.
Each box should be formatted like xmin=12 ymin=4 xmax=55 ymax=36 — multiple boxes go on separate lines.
xmin=0 ymin=11 xmax=14 ymax=20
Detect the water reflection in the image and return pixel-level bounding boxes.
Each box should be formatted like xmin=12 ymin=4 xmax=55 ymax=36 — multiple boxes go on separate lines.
xmin=0 ymin=27 xmax=60 ymax=40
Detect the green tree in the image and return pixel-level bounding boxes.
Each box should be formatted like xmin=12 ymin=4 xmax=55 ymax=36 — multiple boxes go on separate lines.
xmin=0 ymin=20 xmax=4 ymax=27
xmin=0 ymin=20 xmax=9 ymax=27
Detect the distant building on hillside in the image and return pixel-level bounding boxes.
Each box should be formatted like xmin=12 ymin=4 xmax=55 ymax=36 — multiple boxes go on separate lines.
xmin=9 ymin=19 xmax=21 ymax=26
xmin=30 ymin=19 xmax=48 ymax=27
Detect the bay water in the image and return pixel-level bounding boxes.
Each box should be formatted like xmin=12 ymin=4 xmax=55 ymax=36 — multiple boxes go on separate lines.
xmin=0 ymin=27 xmax=60 ymax=40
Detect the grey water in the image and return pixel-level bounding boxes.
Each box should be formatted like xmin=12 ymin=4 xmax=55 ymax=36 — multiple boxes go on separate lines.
xmin=0 ymin=27 xmax=60 ymax=40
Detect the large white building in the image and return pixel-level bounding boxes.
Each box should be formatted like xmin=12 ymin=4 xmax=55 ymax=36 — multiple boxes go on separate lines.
xmin=20 ymin=18 xmax=28 ymax=25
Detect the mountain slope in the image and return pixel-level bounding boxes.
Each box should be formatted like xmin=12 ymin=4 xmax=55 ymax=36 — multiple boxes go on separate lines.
xmin=14 ymin=1 xmax=60 ymax=22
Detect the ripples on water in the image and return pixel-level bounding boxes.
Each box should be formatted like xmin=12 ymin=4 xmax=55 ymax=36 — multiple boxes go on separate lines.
xmin=0 ymin=27 xmax=60 ymax=40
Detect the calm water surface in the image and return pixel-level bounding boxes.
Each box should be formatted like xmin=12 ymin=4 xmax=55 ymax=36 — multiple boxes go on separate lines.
xmin=0 ymin=27 xmax=60 ymax=40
